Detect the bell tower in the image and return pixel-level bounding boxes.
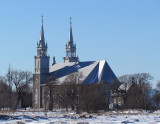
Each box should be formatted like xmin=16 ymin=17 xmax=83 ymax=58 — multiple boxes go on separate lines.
xmin=63 ymin=17 xmax=79 ymax=63
xmin=33 ymin=16 xmax=50 ymax=108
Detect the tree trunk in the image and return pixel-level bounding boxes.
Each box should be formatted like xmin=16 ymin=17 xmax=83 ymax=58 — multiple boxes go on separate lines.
xmin=15 ymin=96 xmax=21 ymax=110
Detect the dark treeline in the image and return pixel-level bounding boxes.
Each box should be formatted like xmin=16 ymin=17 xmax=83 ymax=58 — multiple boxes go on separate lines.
xmin=117 ymin=73 xmax=160 ymax=110
xmin=43 ymin=72 xmax=160 ymax=112
xmin=1 ymin=66 xmax=160 ymax=112
xmin=43 ymin=72 xmax=107 ymax=112
xmin=0 ymin=66 xmax=32 ymax=110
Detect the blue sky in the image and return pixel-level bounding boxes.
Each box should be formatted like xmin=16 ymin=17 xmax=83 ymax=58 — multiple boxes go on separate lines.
xmin=0 ymin=0 xmax=160 ymax=87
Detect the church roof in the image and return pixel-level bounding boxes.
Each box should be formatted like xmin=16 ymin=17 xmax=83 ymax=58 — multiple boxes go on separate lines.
xmin=49 ymin=60 xmax=117 ymax=85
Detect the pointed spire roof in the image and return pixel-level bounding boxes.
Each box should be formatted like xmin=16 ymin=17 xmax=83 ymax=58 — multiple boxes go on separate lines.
xmin=40 ymin=15 xmax=45 ymax=46
xmin=68 ymin=17 xmax=73 ymax=45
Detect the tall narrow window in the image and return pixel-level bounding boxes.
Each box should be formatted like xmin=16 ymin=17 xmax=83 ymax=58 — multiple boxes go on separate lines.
xmin=35 ymin=88 xmax=38 ymax=104
xmin=38 ymin=60 xmax=40 ymax=68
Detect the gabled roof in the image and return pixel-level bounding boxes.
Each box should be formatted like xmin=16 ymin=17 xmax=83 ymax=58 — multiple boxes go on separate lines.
xmin=83 ymin=60 xmax=117 ymax=84
xmin=118 ymin=82 xmax=132 ymax=91
xmin=49 ymin=60 xmax=117 ymax=85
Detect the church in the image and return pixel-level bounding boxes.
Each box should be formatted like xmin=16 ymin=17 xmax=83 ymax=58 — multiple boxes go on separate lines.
xmin=33 ymin=17 xmax=118 ymax=109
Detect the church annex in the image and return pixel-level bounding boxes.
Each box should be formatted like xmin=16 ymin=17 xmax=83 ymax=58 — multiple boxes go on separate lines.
xmin=33 ymin=17 xmax=118 ymax=109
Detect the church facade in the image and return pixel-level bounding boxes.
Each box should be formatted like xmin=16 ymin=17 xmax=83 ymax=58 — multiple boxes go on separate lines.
xmin=33 ymin=17 xmax=118 ymax=108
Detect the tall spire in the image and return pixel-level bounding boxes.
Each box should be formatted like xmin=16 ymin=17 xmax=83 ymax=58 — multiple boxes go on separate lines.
xmin=68 ymin=17 xmax=73 ymax=45
xmin=37 ymin=15 xmax=48 ymax=56
xmin=40 ymin=15 xmax=45 ymax=46
xmin=63 ymin=17 xmax=79 ymax=63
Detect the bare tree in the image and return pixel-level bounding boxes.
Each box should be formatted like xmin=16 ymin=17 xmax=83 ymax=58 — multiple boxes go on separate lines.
xmin=53 ymin=72 xmax=83 ymax=111
xmin=63 ymin=72 xmax=83 ymax=111
xmin=150 ymin=81 xmax=160 ymax=109
xmin=54 ymin=72 xmax=108 ymax=112
xmin=21 ymin=85 xmax=32 ymax=109
xmin=5 ymin=69 xmax=33 ymax=109
xmin=62 ymin=72 xmax=82 ymax=111
xmin=55 ymin=85 xmax=70 ymax=111
xmin=152 ymin=89 xmax=160 ymax=109
xmin=118 ymin=73 xmax=153 ymax=110
xmin=0 ymin=79 xmax=13 ymax=109
xmin=43 ymin=75 xmax=57 ymax=110
xmin=156 ymin=80 xmax=160 ymax=90
xmin=79 ymin=83 xmax=106 ymax=112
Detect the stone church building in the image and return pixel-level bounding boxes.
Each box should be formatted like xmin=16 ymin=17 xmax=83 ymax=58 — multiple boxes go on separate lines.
xmin=33 ymin=17 xmax=118 ymax=109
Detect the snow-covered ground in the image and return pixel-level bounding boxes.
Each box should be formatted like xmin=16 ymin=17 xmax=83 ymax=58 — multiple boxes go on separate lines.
xmin=0 ymin=109 xmax=160 ymax=124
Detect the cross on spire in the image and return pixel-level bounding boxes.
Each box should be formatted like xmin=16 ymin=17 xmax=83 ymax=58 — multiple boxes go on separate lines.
xmin=70 ymin=17 xmax=72 ymax=25
xmin=41 ymin=15 xmax=43 ymax=23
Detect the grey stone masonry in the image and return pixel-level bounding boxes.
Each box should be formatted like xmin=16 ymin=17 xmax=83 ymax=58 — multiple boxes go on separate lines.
xmin=33 ymin=16 xmax=50 ymax=108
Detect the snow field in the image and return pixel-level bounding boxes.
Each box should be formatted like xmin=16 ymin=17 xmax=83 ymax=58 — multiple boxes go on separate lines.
xmin=0 ymin=110 xmax=160 ymax=123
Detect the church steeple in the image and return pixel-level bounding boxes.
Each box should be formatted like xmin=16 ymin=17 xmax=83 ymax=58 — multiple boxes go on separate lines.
xmin=39 ymin=15 xmax=45 ymax=46
xmin=37 ymin=15 xmax=48 ymax=56
xmin=33 ymin=16 xmax=50 ymax=108
xmin=68 ymin=17 xmax=73 ymax=46
xmin=63 ymin=17 xmax=79 ymax=63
